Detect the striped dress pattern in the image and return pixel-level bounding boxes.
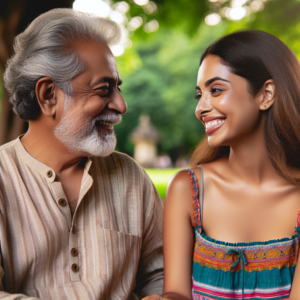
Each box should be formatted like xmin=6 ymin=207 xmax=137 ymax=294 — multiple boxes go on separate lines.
xmin=185 ymin=168 xmax=300 ymax=300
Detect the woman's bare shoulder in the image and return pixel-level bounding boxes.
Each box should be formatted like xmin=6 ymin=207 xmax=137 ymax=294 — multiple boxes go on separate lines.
xmin=189 ymin=156 xmax=229 ymax=178
xmin=166 ymin=170 xmax=193 ymax=202
xmin=165 ymin=170 xmax=195 ymax=217
xmin=166 ymin=157 xmax=229 ymax=203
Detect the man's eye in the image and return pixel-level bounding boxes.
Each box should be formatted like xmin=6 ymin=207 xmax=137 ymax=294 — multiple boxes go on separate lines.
xmin=96 ymin=87 xmax=110 ymax=97
xmin=118 ymin=86 xmax=122 ymax=92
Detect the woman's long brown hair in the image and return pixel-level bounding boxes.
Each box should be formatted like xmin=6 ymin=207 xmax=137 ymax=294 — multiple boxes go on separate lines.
xmin=190 ymin=30 xmax=300 ymax=184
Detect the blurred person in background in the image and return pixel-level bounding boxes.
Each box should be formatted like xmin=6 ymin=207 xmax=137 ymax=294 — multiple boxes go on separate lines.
xmin=0 ymin=8 xmax=163 ymax=300
xmin=144 ymin=30 xmax=300 ymax=300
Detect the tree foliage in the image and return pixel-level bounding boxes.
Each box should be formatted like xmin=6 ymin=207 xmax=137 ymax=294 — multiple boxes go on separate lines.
xmin=1 ymin=0 xmax=300 ymax=161
xmin=114 ymin=25 xmax=226 ymax=160
xmin=115 ymin=0 xmax=300 ymax=162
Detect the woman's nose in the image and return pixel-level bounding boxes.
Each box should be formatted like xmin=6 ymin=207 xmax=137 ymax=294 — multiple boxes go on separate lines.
xmin=195 ymin=94 xmax=213 ymax=119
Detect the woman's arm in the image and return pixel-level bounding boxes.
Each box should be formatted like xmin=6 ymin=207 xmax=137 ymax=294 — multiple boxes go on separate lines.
xmin=289 ymin=252 xmax=300 ymax=299
xmin=143 ymin=170 xmax=196 ymax=300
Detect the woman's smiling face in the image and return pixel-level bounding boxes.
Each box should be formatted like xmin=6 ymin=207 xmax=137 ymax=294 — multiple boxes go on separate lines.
xmin=195 ymin=55 xmax=262 ymax=148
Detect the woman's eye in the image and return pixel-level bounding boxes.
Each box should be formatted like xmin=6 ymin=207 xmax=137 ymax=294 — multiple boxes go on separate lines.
xmin=117 ymin=86 xmax=122 ymax=93
xmin=194 ymin=94 xmax=202 ymax=100
xmin=211 ymin=88 xmax=223 ymax=95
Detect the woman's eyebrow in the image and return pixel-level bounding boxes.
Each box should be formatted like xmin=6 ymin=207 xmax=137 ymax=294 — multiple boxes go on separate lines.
xmin=196 ymin=77 xmax=230 ymax=90
xmin=204 ymin=77 xmax=230 ymax=87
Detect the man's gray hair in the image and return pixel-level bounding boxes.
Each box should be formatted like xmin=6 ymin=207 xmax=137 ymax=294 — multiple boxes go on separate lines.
xmin=3 ymin=8 xmax=122 ymax=120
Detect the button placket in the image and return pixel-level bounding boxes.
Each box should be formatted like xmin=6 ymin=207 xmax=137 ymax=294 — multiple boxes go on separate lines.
xmin=58 ymin=198 xmax=67 ymax=207
xmin=51 ymin=182 xmax=72 ymax=229
xmin=69 ymin=221 xmax=80 ymax=281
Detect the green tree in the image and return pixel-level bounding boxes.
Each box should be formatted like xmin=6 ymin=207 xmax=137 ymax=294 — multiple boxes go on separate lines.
xmin=2 ymin=0 xmax=300 ymax=154
xmin=115 ymin=0 xmax=300 ymax=162
xmin=0 ymin=0 xmax=73 ymax=144
xmin=115 ymin=25 xmax=227 ymax=161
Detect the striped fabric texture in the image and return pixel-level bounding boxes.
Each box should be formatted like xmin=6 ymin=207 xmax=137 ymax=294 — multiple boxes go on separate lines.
xmin=185 ymin=168 xmax=300 ymax=300
xmin=0 ymin=138 xmax=164 ymax=300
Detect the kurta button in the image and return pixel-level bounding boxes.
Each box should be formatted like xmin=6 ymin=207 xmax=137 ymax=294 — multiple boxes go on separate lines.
xmin=71 ymin=248 xmax=78 ymax=257
xmin=58 ymin=198 xmax=67 ymax=207
xmin=47 ymin=170 xmax=53 ymax=178
xmin=71 ymin=263 xmax=79 ymax=272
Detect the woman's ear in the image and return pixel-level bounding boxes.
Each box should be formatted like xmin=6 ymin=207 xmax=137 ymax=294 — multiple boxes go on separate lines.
xmin=258 ymin=79 xmax=275 ymax=111
xmin=35 ymin=77 xmax=57 ymax=117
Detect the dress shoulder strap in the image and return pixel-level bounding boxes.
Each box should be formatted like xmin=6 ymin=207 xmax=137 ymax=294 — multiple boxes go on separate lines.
xmin=198 ymin=165 xmax=204 ymax=226
xmin=184 ymin=166 xmax=204 ymax=229
xmin=296 ymin=210 xmax=300 ymax=228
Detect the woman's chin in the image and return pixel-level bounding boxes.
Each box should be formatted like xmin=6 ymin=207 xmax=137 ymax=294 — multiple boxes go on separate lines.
xmin=207 ymin=137 xmax=223 ymax=148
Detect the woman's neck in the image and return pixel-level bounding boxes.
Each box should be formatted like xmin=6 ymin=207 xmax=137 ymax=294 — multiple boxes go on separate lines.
xmin=227 ymin=121 xmax=282 ymax=186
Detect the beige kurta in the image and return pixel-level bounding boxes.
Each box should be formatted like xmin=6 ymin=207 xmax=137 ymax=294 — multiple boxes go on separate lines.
xmin=0 ymin=138 xmax=164 ymax=300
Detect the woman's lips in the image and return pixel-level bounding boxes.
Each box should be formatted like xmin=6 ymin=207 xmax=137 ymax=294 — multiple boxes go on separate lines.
xmin=205 ymin=119 xmax=225 ymax=135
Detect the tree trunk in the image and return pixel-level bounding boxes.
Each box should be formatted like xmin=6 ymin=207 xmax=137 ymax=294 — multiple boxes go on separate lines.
xmin=0 ymin=0 xmax=73 ymax=145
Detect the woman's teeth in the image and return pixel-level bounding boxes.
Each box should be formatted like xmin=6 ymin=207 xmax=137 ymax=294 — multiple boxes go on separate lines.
xmin=205 ymin=119 xmax=224 ymax=129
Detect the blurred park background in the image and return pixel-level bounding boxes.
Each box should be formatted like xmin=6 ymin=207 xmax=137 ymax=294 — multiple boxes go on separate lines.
xmin=1 ymin=0 xmax=300 ymax=197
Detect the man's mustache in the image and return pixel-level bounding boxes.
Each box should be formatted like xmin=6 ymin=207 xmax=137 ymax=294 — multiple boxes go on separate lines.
xmin=93 ymin=112 xmax=122 ymax=125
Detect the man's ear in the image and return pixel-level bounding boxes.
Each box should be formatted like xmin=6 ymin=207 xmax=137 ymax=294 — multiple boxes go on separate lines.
xmin=35 ymin=77 xmax=57 ymax=117
xmin=258 ymin=79 xmax=275 ymax=111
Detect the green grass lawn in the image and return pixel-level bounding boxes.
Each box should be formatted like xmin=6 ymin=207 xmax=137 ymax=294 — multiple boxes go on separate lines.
xmin=145 ymin=168 xmax=181 ymax=199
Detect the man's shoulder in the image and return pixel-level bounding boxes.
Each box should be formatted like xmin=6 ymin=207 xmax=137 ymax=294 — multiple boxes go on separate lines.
xmin=0 ymin=139 xmax=19 ymax=154
xmin=0 ymin=139 xmax=19 ymax=167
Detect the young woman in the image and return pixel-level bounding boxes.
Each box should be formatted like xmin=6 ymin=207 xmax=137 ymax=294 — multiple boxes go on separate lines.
xmin=143 ymin=30 xmax=300 ymax=300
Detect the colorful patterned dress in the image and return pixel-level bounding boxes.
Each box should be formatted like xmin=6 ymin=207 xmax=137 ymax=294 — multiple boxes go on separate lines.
xmin=185 ymin=167 xmax=300 ymax=300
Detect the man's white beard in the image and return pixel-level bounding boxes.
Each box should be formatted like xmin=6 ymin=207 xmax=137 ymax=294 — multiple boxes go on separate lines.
xmin=54 ymin=105 xmax=121 ymax=157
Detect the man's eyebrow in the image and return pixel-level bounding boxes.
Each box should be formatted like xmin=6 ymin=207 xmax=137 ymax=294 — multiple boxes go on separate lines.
xmin=91 ymin=76 xmax=123 ymax=87
xmin=196 ymin=77 xmax=230 ymax=90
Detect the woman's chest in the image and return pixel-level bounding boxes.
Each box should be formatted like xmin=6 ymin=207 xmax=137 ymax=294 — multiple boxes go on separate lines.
xmin=202 ymin=181 xmax=300 ymax=243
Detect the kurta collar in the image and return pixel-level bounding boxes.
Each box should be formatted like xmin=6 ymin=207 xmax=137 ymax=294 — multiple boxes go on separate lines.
xmin=14 ymin=136 xmax=92 ymax=183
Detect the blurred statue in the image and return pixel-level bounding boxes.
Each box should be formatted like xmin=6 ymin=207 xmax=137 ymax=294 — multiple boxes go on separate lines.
xmin=130 ymin=114 xmax=160 ymax=168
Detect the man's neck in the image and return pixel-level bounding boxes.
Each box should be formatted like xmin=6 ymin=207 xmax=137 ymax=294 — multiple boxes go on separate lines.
xmin=21 ymin=123 xmax=86 ymax=175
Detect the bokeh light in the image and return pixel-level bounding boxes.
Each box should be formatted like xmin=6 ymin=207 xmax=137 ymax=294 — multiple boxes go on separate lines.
xmin=228 ymin=6 xmax=248 ymax=20
xmin=73 ymin=0 xmax=111 ymax=17
xmin=250 ymin=0 xmax=264 ymax=12
xmin=205 ymin=13 xmax=221 ymax=25
xmin=110 ymin=10 xmax=126 ymax=24
xmin=133 ymin=0 xmax=149 ymax=6
xmin=144 ymin=19 xmax=159 ymax=32
xmin=231 ymin=0 xmax=248 ymax=7
xmin=127 ymin=16 xmax=143 ymax=31
xmin=114 ymin=1 xmax=130 ymax=13
xmin=143 ymin=2 xmax=157 ymax=14
xmin=110 ymin=45 xmax=125 ymax=56
xmin=205 ymin=0 xmax=266 ymax=25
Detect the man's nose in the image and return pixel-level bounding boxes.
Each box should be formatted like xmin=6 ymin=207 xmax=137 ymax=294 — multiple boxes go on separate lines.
xmin=107 ymin=90 xmax=127 ymax=115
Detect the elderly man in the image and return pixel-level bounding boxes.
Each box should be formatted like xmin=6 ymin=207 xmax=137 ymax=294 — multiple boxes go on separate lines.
xmin=0 ymin=8 xmax=163 ymax=300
